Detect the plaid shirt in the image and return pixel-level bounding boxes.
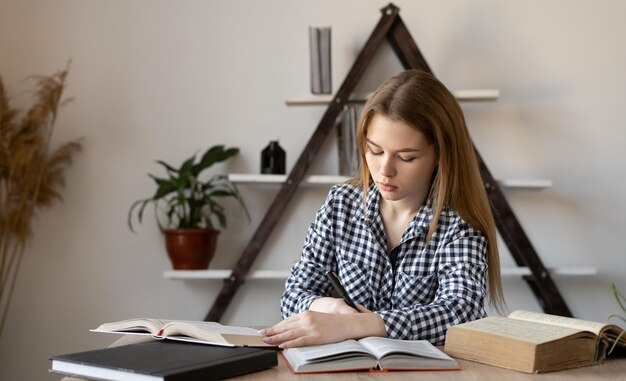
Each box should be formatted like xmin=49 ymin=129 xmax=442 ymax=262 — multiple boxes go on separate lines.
xmin=281 ymin=183 xmax=488 ymax=344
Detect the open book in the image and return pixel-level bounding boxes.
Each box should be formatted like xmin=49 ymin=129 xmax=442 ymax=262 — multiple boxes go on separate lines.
xmin=444 ymin=310 xmax=626 ymax=373
xmin=282 ymin=337 xmax=459 ymax=373
xmin=92 ymin=318 xmax=273 ymax=347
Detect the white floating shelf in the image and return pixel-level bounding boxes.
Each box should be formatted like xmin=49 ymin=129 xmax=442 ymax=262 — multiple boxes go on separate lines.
xmin=284 ymin=89 xmax=500 ymax=106
xmin=497 ymin=179 xmax=553 ymax=191
xmin=229 ymin=174 xmax=551 ymax=191
xmin=228 ymin=174 xmax=347 ymax=187
xmin=164 ymin=266 xmax=596 ymax=280
xmin=163 ymin=270 xmax=291 ymax=280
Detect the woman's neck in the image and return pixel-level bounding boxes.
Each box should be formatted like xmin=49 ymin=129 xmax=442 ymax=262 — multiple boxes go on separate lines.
xmin=379 ymin=198 xmax=423 ymax=251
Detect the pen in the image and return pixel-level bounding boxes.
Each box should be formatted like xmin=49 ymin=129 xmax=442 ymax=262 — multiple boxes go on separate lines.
xmin=325 ymin=270 xmax=360 ymax=312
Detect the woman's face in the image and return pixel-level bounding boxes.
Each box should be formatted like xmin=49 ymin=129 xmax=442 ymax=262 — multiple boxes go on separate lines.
xmin=364 ymin=114 xmax=437 ymax=207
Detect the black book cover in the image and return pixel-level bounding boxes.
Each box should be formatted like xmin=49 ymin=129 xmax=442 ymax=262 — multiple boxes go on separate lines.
xmin=50 ymin=340 xmax=277 ymax=381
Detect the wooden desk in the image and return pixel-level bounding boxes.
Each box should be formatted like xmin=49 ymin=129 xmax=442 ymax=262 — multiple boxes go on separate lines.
xmin=232 ymin=354 xmax=626 ymax=381
xmin=60 ymin=336 xmax=626 ymax=381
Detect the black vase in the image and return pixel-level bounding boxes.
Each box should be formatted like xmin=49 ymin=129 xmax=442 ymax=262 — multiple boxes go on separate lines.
xmin=261 ymin=141 xmax=286 ymax=174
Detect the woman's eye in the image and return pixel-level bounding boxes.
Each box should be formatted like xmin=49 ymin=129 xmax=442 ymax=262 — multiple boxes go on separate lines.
xmin=399 ymin=156 xmax=416 ymax=162
xmin=369 ymin=148 xmax=383 ymax=156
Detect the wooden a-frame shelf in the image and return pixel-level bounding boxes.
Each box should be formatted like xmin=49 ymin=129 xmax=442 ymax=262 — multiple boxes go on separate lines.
xmin=201 ymin=3 xmax=575 ymax=322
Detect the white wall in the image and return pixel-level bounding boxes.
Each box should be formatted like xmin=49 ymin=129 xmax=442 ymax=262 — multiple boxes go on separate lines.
xmin=1 ymin=0 xmax=625 ymax=379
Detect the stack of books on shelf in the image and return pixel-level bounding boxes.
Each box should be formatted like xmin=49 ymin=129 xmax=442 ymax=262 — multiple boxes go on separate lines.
xmin=309 ymin=26 xmax=332 ymax=94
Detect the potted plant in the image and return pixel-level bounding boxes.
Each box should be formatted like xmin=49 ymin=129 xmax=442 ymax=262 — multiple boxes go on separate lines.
xmin=128 ymin=145 xmax=249 ymax=269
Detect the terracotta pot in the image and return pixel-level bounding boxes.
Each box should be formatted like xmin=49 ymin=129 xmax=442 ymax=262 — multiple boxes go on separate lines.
xmin=162 ymin=228 xmax=220 ymax=269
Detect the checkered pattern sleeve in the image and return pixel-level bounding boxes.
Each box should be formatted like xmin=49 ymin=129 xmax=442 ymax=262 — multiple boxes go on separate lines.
xmin=376 ymin=226 xmax=488 ymax=344
xmin=280 ymin=192 xmax=337 ymax=317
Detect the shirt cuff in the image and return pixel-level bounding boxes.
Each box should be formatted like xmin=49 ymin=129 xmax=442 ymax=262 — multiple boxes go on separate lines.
xmin=375 ymin=310 xmax=414 ymax=339
xmin=297 ymin=294 xmax=323 ymax=313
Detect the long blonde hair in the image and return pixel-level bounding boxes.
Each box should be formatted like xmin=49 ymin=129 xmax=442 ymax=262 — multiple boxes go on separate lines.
xmin=351 ymin=69 xmax=504 ymax=310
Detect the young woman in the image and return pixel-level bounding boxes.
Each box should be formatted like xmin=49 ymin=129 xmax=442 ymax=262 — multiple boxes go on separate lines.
xmin=261 ymin=69 xmax=504 ymax=349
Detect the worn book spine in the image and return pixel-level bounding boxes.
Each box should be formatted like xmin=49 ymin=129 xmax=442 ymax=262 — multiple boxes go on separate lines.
xmin=309 ymin=26 xmax=321 ymax=94
xmin=319 ymin=27 xmax=332 ymax=94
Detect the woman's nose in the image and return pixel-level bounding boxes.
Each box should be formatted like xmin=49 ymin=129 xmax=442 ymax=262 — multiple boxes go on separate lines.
xmin=379 ymin=155 xmax=396 ymax=177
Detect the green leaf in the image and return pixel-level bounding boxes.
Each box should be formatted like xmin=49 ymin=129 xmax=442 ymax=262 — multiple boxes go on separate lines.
xmin=152 ymin=181 xmax=177 ymax=200
xmin=192 ymin=145 xmax=239 ymax=176
xmin=218 ymin=147 xmax=239 ymax=162
xmin=200 ymin=145 xmax=226 ymax=164
xmin=127 ymin=198 xmax=148 ymax=232
xmin=155 ymin=159 xmax=177 ymax=173
xmin=150 ymin=175 xmax=173 ymax=188
xmin=612 ymin=283 xmax=626 ymax=314
xmin=608 ymin=330 xmax=626 ymax=355
xmin=179 ymin=155 xmax=195 ymax=176
xmin=212 ymin=206 xmax=227 ymax=229
xmin=191 ymin=145 xmax=223 ymax=176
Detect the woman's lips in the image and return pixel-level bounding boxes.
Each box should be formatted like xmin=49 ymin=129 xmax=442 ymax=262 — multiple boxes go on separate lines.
xmin=378 ymin=182 xmax=397 ymax=192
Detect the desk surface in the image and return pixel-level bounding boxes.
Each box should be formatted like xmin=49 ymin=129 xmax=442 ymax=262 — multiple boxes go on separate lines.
xmin=60 ymin=336 xmax=626 ymax=381
xmin=236 ymin=354 xmax=626 ymax=381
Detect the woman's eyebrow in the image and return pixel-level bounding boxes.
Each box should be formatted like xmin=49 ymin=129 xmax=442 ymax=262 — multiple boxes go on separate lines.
xmin=366 ymin=138 xmax=421 ymax=153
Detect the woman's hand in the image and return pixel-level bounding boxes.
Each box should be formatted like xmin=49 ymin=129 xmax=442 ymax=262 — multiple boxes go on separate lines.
xmin=261 ymin=305 xmax=387 ymax=349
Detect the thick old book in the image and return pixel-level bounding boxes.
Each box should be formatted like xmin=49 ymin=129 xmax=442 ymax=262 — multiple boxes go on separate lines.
xmin=91 ymin=318 xmax=272 ymax=347
xmin=282 ymin=336 xmax=459 ymax=373
xmin=444 ymin=310 xmax=626 ymax=373
xmin=50 ymin=340 xmax=277 ymax=381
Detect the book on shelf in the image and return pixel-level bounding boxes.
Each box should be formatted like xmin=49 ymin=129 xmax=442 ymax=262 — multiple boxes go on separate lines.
xmin=50 ymin=339 xmax=278 ymax=381
xmin=337 ymin=103 xmax=361 ymax=177
xmin=91 ymin=318 xmax=274 ymax=347
xmin=319 ymin=27 xmax=332 ymax=94
xmin=308 ymin=26 xmax=332 ymax=94
xmin=282 ymin=336 xmax=459 ymax=374
xmin=444 ymin=309 xmax=626 ymax=373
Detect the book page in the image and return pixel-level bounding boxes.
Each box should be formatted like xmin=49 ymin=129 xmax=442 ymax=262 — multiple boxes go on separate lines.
xmin=458 ymin=316 xmax=583 ymax=344
xmin=284 ymin=340 xmax=373 ymax=363
xmin=93 ymin=319 xmax=269 ymax=347
xmin=161 ymin=321 xmax=265 ymax=345
xmin=92 ymin=318 xmax=167 ymax=335
xmin=164 ymin=320 xmax=261 ymax=335
xmin=509 ymin=310 xmax=607 ymax=336
xmin=358 ymin=337 xmax=453 ymax=361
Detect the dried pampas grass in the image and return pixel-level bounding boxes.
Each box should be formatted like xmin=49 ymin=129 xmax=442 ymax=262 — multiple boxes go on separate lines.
xmin=0 ymin=67 xmax=82 ymax=336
